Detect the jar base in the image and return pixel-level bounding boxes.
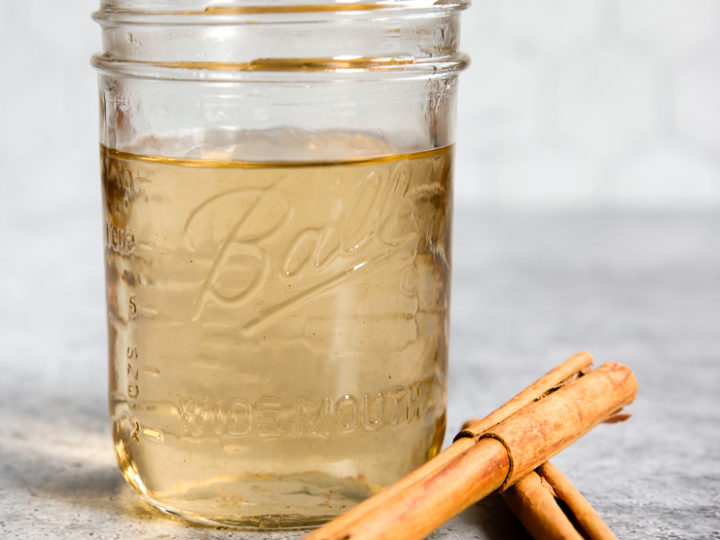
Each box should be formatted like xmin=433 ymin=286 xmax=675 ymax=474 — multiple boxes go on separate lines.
xmin=120 ymin=465 xmax=380 ymax=530
xmin=140 ymin=494 xmax=336 ymax=530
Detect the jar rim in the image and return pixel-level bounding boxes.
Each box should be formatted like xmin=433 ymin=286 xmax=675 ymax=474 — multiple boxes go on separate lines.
xmin=93 ymin=0 xmax=470 ymax=25
xmin=92 ymin=0 xmax=470 ymax=79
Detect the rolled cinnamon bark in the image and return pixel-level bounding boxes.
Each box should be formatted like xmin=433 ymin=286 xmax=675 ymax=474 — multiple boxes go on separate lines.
xmin=482 ymin=362 xmax=637 ymax=489
xmin=458 ymin=351 xmax=594 ymax=439
xmin=538 ymin=462 xmax=617 ymax=540
xmin=503 ymin=462 xmax=618 ymax=540
xmin=503 ymin=470 xmax=585 ymax=540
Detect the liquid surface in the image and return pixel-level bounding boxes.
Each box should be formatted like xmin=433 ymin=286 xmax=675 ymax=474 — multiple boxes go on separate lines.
xmin=103 ymin=140 xmax=452 ymax=528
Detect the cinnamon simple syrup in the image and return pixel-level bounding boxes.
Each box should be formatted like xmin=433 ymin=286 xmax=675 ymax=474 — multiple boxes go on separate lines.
xmin=103 ymin=134 xmax=451 ymax=527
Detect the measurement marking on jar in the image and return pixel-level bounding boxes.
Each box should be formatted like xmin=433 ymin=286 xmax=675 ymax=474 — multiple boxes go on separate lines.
xmin=131 ymin=419 xmax=141 ymax=442
xmin=136 ymin=240 xmax=156 ymax=251
xmin=128 ymin=296 xmax=158 ymax=319
xmin=105 ymin=219 xmax=136 ymax=256
xmin=142 ymin=428 xmax=164 ymax=443
xmin=138 ymin=304 xmax=159 ymax=317
xmin=127 ymin=345 xmax=141 ymax=401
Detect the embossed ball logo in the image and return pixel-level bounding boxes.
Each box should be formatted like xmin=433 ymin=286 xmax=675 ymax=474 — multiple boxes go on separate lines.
xmin=182 ymin=164 xmax=418 ymax=334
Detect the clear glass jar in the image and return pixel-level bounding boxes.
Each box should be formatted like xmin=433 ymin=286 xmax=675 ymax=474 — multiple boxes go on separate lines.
xmin=92 ymin=0 xmax=468 ymax=529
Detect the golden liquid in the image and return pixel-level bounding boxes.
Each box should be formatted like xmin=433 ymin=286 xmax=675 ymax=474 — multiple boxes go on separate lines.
xmin=102 ymin=140 xmax=452 ymax=528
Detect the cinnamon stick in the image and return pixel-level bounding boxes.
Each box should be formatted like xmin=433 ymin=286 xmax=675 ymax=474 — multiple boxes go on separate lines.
xmin=304 ymin=352 xmax=594 ymax=540
xmin=306 ymin=361 xmax=637 ymax=540
xmin=458 ymin=351 xmax=594 ymax=438
xmin=503 ymin=462 xmax=618 ymax=540
xmin=552 ymin=462 xmax=616 ymax=539
xmin=503 ymin=469 xmax=585 ymax=540
xmin=481 ymin=362 xmax=636 ymax=488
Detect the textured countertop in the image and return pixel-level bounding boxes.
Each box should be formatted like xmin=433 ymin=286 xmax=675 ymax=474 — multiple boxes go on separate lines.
xmin=1 ymin=210 xmax=718 ymax=539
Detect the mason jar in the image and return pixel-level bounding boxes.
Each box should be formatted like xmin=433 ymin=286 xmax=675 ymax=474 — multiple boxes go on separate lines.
xmin=92 ymin=0 xmax=468 ymax=529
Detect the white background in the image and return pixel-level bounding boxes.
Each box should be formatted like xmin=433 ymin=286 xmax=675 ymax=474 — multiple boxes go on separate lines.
xmin=2 ymin=1 xmax=720 ymax=212
xmin=458 ymin=0 xmax=720 ymax=209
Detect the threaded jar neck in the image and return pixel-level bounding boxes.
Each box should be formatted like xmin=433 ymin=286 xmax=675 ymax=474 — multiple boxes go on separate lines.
xmin=92 ymin=0 xmax=469 ymax=81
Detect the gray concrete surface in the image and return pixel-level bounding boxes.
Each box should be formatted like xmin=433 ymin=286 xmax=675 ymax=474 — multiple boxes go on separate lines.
xmin=1 ymin=210 xmax=719 ymax=539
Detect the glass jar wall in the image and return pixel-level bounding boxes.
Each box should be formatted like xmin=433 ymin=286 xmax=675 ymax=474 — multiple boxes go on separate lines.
xmin=93 ymin=0 xmax=468 ymax=528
